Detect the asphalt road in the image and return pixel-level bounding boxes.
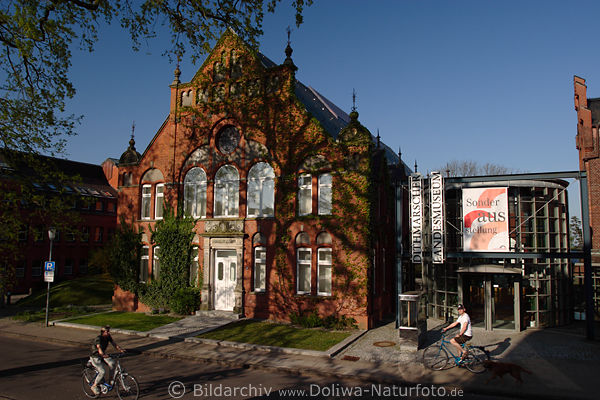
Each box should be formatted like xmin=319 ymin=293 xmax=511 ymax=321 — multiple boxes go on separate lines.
xmin=0 ymin=336 xmax=504 ymax=400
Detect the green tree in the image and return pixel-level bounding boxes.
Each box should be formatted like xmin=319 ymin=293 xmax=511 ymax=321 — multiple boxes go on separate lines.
xmin=0 ymin=0 xmax=312 ymax=302
xmin=141 ymin=207 xmax=196 ymax=310
xmin=106 ymin=217 xmax=143 ymax=294
xmin=435 ymin=160 xmax=517 ymax=177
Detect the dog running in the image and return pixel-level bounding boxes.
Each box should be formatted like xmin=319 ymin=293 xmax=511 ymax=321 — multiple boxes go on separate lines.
xmin=483 ymin=360 xmax=532 ymax=384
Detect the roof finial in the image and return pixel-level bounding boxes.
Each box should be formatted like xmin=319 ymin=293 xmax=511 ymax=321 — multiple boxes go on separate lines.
xmin=376 ymin=129 xmax=381 ymax=148
xmin=414 ymin=160 xmax=418 ymax=173
xmin=398 ymin=146 xmax=402 ymax=161
xmin=172 ymin=61 xmax=181 ymax=86
xmin=352 ymin=89 xmax=357 ymax=112
xmin=129 ymin=121 xmax=136 ymax=148
xmin=283 ymin=26 xmax=297 ymax=69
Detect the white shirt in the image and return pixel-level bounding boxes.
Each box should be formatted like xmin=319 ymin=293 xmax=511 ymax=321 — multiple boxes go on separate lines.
xmin=457 ymin=313 xmax=472 ymax=337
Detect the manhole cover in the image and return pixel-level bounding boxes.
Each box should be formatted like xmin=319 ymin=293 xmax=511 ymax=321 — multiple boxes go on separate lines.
xmin=373 ymin=341 xmax=396 ymax=347
xmin=342 ymin=355 xmax=360 ymax=361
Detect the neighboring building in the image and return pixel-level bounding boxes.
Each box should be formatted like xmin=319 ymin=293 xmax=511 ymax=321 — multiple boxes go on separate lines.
xmin=0 ymin=151 xmax=118 ymax=294
xmin=112 ymin=29 xmax=408 ymax=329
xmin=573 ymin=76 xmax=600 ymax=319
xmin=408 ymin=173 xmax=572 ymax=331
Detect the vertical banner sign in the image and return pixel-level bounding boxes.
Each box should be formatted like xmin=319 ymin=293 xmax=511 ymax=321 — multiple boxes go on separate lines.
xmin=409 ymin=175 xmax=423 ymax=262
xmin=462 ymin=187 xmax=509 ymax=252
xmin=430 ymin=172 xmax=444 ymax=263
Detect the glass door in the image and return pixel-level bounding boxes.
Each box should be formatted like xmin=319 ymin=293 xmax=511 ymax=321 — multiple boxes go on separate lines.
xmin=492 ymin=274 xmax=515 ymax=330
xmin=464 ymin=274 xmax=485 ymax=328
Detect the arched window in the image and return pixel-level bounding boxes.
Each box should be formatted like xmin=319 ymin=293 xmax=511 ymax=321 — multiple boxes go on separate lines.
xmin=140 ymin=168 xmax=165 ymax=220
xmin=316 ymin=232 xmax=332 ymax=245
xmin=184 ymin=167 xmax=207 ymax=218
xmin=214 ymin=165 xmax=239 ymax=217
xmin=295 ymin=232 xmax=310 ymax=246
xmin=247 ymin=162 xmax=275 ymax=217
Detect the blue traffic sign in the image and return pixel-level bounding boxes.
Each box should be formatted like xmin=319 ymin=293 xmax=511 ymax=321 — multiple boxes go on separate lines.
xmin=44 ymin=261 xmax=55 ymax=272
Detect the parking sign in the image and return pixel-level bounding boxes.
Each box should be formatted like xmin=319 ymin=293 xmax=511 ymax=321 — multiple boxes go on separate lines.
xmin=44 ymin=261 xmax=55 ymax=282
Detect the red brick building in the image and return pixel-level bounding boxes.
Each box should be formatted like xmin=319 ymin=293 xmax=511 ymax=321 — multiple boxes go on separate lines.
xmin=0 ymin=152 xmax=117 ymax=295
xmin=112 ymin=30 xmax=406 ymax=329
xmin=573 ymin=76 xmax=600 ymax=317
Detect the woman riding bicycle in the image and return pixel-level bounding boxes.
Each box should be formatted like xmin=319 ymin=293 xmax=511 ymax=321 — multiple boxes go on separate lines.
xmin=442 ymin=304 xmax=472 ymax=361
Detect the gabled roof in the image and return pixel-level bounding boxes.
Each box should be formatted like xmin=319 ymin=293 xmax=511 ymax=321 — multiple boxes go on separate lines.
xmin=119 ymin=30 xmax=403 ymax=167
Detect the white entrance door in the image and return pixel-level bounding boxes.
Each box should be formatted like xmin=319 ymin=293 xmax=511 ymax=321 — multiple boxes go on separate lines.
xmin=214 ymin=250 xmax=237 ymax=311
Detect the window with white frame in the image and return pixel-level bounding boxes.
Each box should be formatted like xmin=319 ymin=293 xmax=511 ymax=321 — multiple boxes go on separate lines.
xmin=184 ymin=168 xmax=207 ymax=218
xmin=155 ymin=183 xmax=164 ymax=220
xmin=152 ymin=246 xmax=160 ymax=280
xmin=254 ymin=247 xmax=266 ymax=292
xmin=298 ymin=173 xmax=312 ymax=215
xmin=317 ymin=248 xmax=332 ymax=296
xmin=141 ymin=184 xmax=151 ymax=219
xmin=247 ymin=162 xmax=275 ymax=217
xmin=297 ymin=248 xmax=311 ymax=294
xmin=214 ymin=165 xmax=239 ymax=217
xmin=318 ymin=173 xmax=332 ymax=215
xmin=140 ymin=246 xmax=149 ymax=282
xmin=190 ymin=246 xmax=199 ymax=286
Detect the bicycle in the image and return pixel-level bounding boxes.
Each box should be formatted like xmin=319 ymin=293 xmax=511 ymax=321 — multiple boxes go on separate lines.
xmin=82 ymin=353 xmax=139 ymax=399
xmin=423 ymin=331 xmax=487 ymax=373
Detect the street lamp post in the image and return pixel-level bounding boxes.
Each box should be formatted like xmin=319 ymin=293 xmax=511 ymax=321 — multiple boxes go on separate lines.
xmin=44 ymin=227 xmax=56 ymax=327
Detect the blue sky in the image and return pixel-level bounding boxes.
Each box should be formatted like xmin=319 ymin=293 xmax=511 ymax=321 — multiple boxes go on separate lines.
xmin=64 ymin=0 xmax=598 ymax=211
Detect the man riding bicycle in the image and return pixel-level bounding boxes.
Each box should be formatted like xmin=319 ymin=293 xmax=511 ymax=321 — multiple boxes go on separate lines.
xmin=90 ymin=325 xmax=125 ymax=395
xmin=442 ymin=304 xmax=472 ymax=361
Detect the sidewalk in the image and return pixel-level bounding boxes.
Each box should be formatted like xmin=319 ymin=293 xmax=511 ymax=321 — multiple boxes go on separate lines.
xmin=0 ymin=313 xmax=598 ymax=399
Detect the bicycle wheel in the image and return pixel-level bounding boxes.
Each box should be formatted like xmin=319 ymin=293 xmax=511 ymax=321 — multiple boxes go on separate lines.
xmin=464 ymin=347 xmax=487 ymax=374
xmin=82 ymin=367 xmax=99 ymax=398
xmin=116 ymin=373 xmax=139 ymax=400
xmin=423 ymin=346 xmax=448 ymax=370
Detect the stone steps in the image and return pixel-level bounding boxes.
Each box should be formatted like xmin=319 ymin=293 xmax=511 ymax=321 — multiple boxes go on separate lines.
xmin=195 ymin=310 xmax=242 ymax=320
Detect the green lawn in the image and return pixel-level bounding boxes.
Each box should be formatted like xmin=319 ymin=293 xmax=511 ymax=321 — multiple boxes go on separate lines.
xmin=17 ymin=274 xmax=114 ymax=307
xmin=197 ymin=320 xmax=352 ymax=351
xmin=67 ymin=311 xmax=182 ymax=332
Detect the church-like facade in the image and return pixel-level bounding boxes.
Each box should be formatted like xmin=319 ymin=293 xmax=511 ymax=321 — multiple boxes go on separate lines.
xmin=109 ymin=30 xmax=406 ymax=329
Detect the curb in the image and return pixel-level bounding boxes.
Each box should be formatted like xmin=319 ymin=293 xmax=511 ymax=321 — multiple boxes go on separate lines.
xmin=52 ymin=321 xmax=150 ymax=338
